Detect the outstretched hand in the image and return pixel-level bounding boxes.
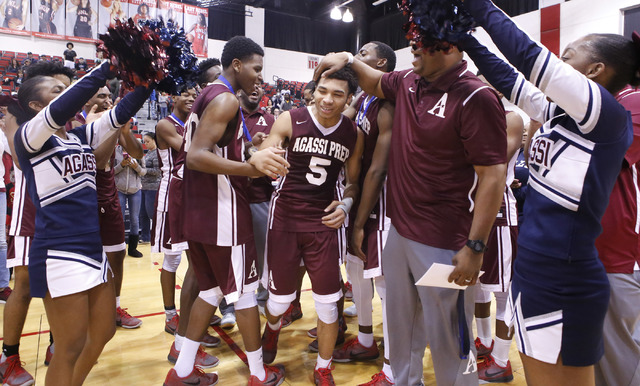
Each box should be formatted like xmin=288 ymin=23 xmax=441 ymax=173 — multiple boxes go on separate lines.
xmin=313 ymin=52 xmax=350 ymax=82
xmin=248 ymin=146 xmax=290 ymax=178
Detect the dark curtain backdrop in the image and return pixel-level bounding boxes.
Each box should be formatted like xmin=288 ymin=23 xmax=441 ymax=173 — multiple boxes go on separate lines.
xmin=369 ymin=12 xmax=409 ymax=51
xmin=265 ymin=10 xmax=356 ymax=55
xmin=493 ymin=0 xmax=539 ymax=17
xmin=209 ymin=5 xmax=245 ymax=41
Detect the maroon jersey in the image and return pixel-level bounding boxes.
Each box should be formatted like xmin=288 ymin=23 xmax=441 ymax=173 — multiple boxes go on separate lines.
xmin=596 ymin=86 xmax=640 ymax=273
xmin=9 ymin=166 xmax=36 ymax=237
xmin=380 ymin=63 xmax=507 ymax=250
xmin=72 ymin=111 xmax=119 ymax=205
xmin=244 ymin=108 xmax=275 ymax=203
xmin=269 ymin=107 xmax=357 ymax=232
xmin=156 ymin=114 xmax=185 ymax=212
xmin=353 ymin=94 xmax=388 ymax=226
xmin=182 ymin=83 xmax=253 ymax=246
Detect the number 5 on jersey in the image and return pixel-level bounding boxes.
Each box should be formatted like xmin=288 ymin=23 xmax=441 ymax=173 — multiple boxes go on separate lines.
xmin=306 ymin=156 xmax=331 ymax=186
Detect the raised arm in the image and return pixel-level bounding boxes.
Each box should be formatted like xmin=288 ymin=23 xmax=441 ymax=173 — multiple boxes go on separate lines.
xmin=463 ymin=0 xmax=606 ymax=134
xmin=314 ymin=54 xmax=385 ymax=99
xmin=19 ymin=62 xmax=114 ymax=153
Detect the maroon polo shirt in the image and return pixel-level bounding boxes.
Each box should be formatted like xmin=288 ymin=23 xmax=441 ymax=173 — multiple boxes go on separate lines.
xmin=381 ymin=61 xmax=507 ymax=250
xmin=595 ymin=86 xmax=640 ymax=273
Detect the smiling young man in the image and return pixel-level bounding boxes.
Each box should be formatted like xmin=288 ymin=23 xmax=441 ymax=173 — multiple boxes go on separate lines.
xmin=315 ymin=39 xmax=507 ymax=385
xmin=163 ymin=36 xmax=289 ymax=386
xmin=259 ymin=67 xmax=364 ymax=385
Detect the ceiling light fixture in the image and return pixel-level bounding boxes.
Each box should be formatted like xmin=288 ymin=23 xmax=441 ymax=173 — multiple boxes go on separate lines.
xmin=330 ymin=6 xmax=342 ymax=20
xmin=342 ymin=9 xmax=353 ymax=23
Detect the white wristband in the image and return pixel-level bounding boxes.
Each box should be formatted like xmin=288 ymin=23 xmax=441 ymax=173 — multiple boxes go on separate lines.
xmin=337 ymin=197 xmax=354 ymax=214
xmin=345 ymin=52 xmax=354 ymax=65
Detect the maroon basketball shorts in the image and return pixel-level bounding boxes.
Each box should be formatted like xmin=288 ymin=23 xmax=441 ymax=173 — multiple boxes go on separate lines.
xmin=6 ymin=235 xmax=32 ymax=268
xmin=479 ymin=224 xmax=518 ymax=293
xmin=264 ymin=229 xmax=343 ymax=303
xmin=152 ymin=209 xmax=188 ymax=254
xmin=98 ymin=196 xmax=125 ymax=252
xmin=347 ymin=219 xmax=388 ymax=279
xmin=188 ymin=240 xmax=260 ymax=304
xmin=168 ymin=178 xmax=188 ymax=249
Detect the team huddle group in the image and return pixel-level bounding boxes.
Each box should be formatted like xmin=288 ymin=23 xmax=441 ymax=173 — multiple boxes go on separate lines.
xmin=1 ymin=0 xmax=640 ymax=385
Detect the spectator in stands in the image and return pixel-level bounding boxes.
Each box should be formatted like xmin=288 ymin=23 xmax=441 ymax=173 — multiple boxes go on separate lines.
xmin=272 ymin=90 xmax=283 ymax=109
xmin=265 ymin=99 xmax=273 ymax=113
xmin=22 ymin=59 xmax=31 ymax=69
xmin=63 ymin=42 xmax=77 ymax=69
xmin=95 ymin=51 xmax=104 ymax=66
xmin=13 ymin=69 xmax=23 ymax=88
xmin=21 ymin=52 xmax=35 ymax=66
xmin=7 ymin=58 xmax=20 ymax=73
xmin=281 ymin=93 xmax=293 ymax=111
xmin=114 ymin=142 xmax=145 ymax=258
xmin=157 ymin=92 xmax=168 ymax=119
xmin=273 ymin=107 xmax=281 ymax=118
xmin=75 ymin=57 xmax=88 ymax=71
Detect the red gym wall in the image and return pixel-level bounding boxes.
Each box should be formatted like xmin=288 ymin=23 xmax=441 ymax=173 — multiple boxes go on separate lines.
xmin=541 ymin=3 xmax=561 ymax=56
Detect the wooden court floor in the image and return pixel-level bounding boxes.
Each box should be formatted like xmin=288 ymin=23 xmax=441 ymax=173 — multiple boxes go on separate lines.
xmin=0 ymin=245 xmax=528 ymax=385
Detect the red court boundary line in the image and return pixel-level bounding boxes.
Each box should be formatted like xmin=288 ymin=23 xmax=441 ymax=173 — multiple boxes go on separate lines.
xmin=211 ymin=325 xmax=248 ymax=366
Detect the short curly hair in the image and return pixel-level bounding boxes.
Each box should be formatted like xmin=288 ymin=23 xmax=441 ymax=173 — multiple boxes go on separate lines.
xmin=220 ymin=36 xmax=264 ymax=69
xmin=24 ymin=61 xmax=75 ymax=83
xmin=197 ymin=57 xmax=221 ymax=86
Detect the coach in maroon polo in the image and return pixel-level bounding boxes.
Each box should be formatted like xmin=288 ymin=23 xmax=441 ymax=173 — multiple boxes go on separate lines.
xmin=315 ymin=42 xmax=507 ymax=385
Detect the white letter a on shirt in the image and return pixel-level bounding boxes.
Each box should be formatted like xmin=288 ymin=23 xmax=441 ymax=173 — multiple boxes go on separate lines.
xmin=428 ymin=93 xmax=448 ymax=118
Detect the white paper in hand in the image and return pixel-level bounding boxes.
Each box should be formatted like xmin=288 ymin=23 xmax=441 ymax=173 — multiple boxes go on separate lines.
xmin=415 ymin=263 xmax=484 ymax=290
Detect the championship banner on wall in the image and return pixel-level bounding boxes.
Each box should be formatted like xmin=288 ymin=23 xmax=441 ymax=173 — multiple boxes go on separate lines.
xmin=0 ymin=0 xmax=31 ymax=36
xmin=31 ymin=0 xmax=66 ymax=39
xmin=128 ymin=0 xmax=156 ymax=25
xmin=97 ymin=0 xmax=126 ymax=35
xmin=184 ymin=4 xmax=207 ymax=58
xmin=158 ymin=0 xmax=182 ymax=30
xmin=65 ymin=0 xmax=98 ymax=42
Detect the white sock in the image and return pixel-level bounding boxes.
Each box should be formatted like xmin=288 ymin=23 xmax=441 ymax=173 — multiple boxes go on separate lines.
xmin=174 ymin=338 xmax=198 ymax=378
xmin=1 ymin=353 xmax=6 ymax=363
xmin=267 ymin=319 xmax=281 ymax=331
xmin=49 ymin=343 xmax=55 ymax=353
xmin=174 ymin=334 xmax=185 ymax=351
xmin=315 ymin=355 xmax=332 ymax=370
xmin=492 ymin=337 xmax=511 ymax=368
xmin=358 ymin=331 xmax=374 ymax=348
xmin=382 ymin=362 xmax=394 ymax=383
xmin=166 ymin=308 xmax=177 ymax=321
xmin=476 ymin=317 xmax=492 ymax=347
xmin=246 ymin=348 xmax=266 ymax=380
xmin=116 ymin=296 xmax=121 ymax=309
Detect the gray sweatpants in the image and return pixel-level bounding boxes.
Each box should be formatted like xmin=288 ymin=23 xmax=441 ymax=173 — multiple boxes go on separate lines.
xmin=251 ymin=201 xmax=270 ymax=301
xmin=595 ymin=271 xmax=640 ymax=386
xmin=382 ymin=225 xmax=478 ymax=386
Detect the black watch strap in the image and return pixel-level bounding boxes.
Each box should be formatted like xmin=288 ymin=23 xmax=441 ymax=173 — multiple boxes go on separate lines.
xmin=466 ymin=239 xmax=487 ymax=254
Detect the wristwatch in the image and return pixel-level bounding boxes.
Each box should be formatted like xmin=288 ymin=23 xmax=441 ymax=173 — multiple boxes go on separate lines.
xmin=466 ymin=239 xmax=487 ymax=254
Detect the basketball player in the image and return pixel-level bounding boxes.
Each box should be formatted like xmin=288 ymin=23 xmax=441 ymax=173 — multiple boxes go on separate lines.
xmin=154 ymin=86 xmax=221 ymax=353
xmin=316 ymin=31 xmax=508 ymax=386
xmin=69 ymin=85 xmax=144 ymax=330
xmin=259 ymin=67 xmax=363 ymax=384
xmin=197 ymin=58 xmax=222 ymax=90
xmin=68 ymin=0 xmax=95 ymax=38
xmin=0 ymin=63 xmax=75 ymax=386
xmin=0 ymin=0 xmax=26 ymax=29
xmin=163 ymin=36 xmax=288 ymax=386
xmin=594 ymin=86 xmax=640 ymax=386
xmin=186 ymin=13 xmax=207 ymax=57
xmin=472 ymin=75 xmax=524 ymax=383
xmin=460 ymin=0 xmax=639 ymax=383
xmin=334 ymin=41 xmax=396 ymax=386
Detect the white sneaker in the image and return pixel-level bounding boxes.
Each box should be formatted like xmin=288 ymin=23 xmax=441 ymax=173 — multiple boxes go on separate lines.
xmin=344 ymin=304 xmax=357 ymax=317
xmin=221 ymin=312 xmax=236 ymax=329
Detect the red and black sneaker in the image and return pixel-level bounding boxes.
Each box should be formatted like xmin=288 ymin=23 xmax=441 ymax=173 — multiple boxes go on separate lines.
xmin=358 ymin=371 xmax=394 ymax=386
xmin=0 ymin=355 xmax=34 ymax=386
xmin=314 ymin=367 xmax=336 ymax=386
xmin=478 ymin=355 xmax=513 ymax=384
xmin=332 ymin=337 xmax=379 ymax=362
xmin=163 ymin=367 xmax=218 ymax=386
xmin=281 ymin=302 xmax=303 ymax=328
xmin=474 ymin=337 xmax=494 ymax=360
xmin=247 ymin=364 xmax=286 ymax=386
